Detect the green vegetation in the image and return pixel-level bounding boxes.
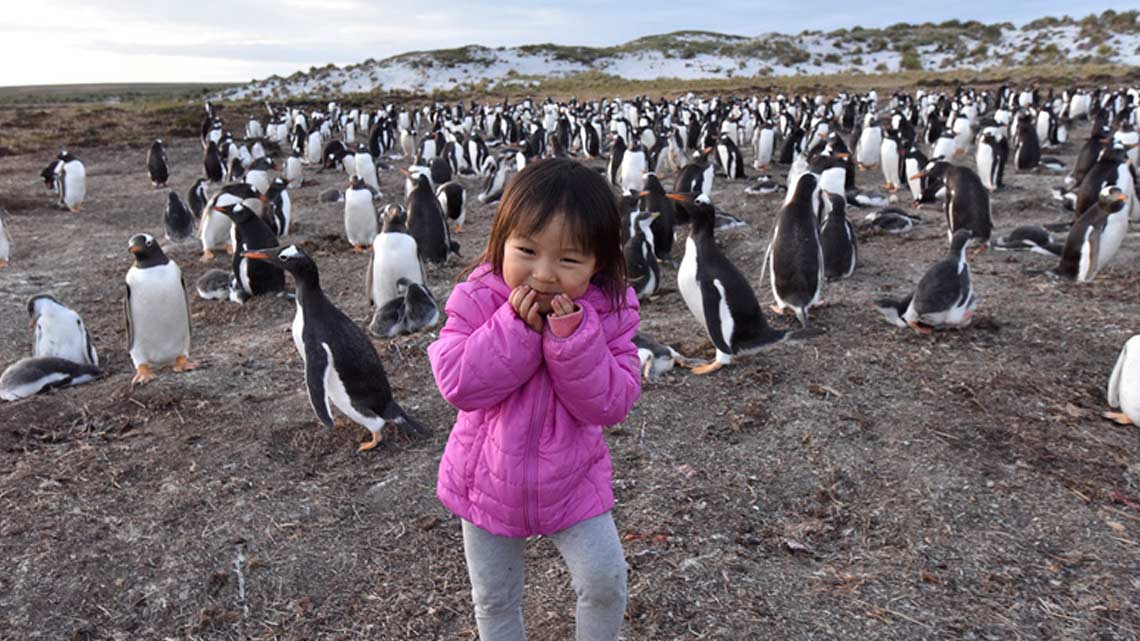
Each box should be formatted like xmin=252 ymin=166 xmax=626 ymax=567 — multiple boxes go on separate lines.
xmin=0 ymin=82 xmax=237 ymax=105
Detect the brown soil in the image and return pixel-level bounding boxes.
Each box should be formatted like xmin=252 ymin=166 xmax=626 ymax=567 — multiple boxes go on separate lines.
xmin=1 ymin=106 xmax=1139 ymax=641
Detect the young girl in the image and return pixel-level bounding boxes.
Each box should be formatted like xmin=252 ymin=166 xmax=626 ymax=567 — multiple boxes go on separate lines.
xmin=428 ymin=158 xmax=641 ymax=641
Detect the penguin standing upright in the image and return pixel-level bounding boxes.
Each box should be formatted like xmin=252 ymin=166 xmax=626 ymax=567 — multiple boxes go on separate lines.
xmin=619 ymin=139 xmax=648 ymax=194
xmin=198 ymin=182 xmax=260 ymax=261
xmin=164 ymin=191 xmax=194 ymax=243
xmin=767 ymin=173 xmax=825 ymax=327
xmin=0 ymin=208 xmax=11 ymax=267
xmin=56 ymin=151 xmax=86 ymax=213
xmin=752 ymin=122 xmax=776 ymax=170
xmin=245 ymin=157 xmax=275 ymax=195
xmin=876 ymin=229 xmax=977 ymax=334
xmin=241 ymin=245 xmax=430 ymax=450
xmin=1053 ymin=185 xmax=1130 ymax=282
xmin=285 ymin=149 xmax=304 ymax=187
xmin=716 ymin=132 xmax=746 ymax=179
xmin=27 ymin=294 xmax=98 ymax=366
xmin=855 ymin=113 xmax=882 ymax=169
xmin=214 ymin=203 xmax=284 ymax=303
xmin=1106 ymin=335 xmax=1140 ymax=426
xmin=1014 ymin=116 xmax=1041 ymax=170
xmin=204 ymin=141 xmax=224 ymax=183
xmin=674 ymin=148 xmax=715 ymax=199
xmin=879 ymin=129 xmax=902 ymax=192
xmin=406 ymin=173 xmax=456 ymax=263
xmin=819 ymin=192 xmax=857 ymax=281
xmin=625 ymin=211 xmax=661 ymax=299
xmin=188 ymin=178 xmax=208 ymax=219
xmin=975 ymin=127 xmax=1006 ymax=191
xmin=124 ymin=234 xmax=194 ymax=384
xmin=607 ymin=135 xmax=627 ymax=187
xmin=147 ymin=139 xmax=169 ymax=188
xmin=903 ymin=143 xmax=929 ymax=205
xmin=676 ymin=194 xmax=792 ymax=375
xmin=344 ymin=175 xmax=379 ymax=252
xmin=260 ymin=177 xmax=292 ymax=237
xmin=367 ymin=204 xmax=426 ymax=309
xmin=477 ymin=156 xmax=510 ymax=204
xmin=913 ymin=160 xmax=992 ymax=248
xmin=436 ymin=181 xmax=466 ymax=233
xmin=638 ymin=173 xmax=678 ymax=260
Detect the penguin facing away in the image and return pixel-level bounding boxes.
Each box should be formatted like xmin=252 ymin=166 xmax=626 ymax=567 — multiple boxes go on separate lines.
xmin=164 ymin=191 xmax=195 ymax=243
xmin=406 ymin=172 xmax=458 ymax=263
xmin=819 ymin=191 xmax=857 ymax=281
xmin=124 ymin=234 xmax=195 ymax=384
xmin=992 ymin=225 xmax=1062 ymax=256
xmin=1105 ymin=335 xmax=1140 ymax=426
xmin=624 ymin=211 xmax=661 ymax=299
xmin=876 ymin=229 xmax=977 ymax=334
xmin=369 ymin=278 xmax=440 ymax=338
xmin=147 ymin=139 xmax=169 ymax=187
xmin=57 ymin=151 xmax=86 ymax=213
xmin=0 ymin=357 xmax=101 ymax=401
xmin=28 ymin=294 xmax=98 ymax=367
xmin=242 ymin=245 xmax=430 ymax=451
xmin=912 ymin=160 xmax=992 ymax=250
xmin=675 ymin=193 xmax=793 ymax=375
xmin=188 ymin=178 xmax=208 ymax=220
xmin=767 ymin=173 xmax=825 ymax=328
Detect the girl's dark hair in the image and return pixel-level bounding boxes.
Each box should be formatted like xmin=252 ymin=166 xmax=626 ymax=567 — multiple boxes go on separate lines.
xmin=463 ymin=157 xmax=628 ymax=309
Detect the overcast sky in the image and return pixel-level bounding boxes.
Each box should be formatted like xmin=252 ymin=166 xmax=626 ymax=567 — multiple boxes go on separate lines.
xmin=0 ymin=1 xmax=1131 ymax=87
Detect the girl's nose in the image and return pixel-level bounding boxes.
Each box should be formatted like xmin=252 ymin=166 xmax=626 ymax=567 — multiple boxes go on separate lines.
xmin=533 ymin=260 xmax=557 ymax=282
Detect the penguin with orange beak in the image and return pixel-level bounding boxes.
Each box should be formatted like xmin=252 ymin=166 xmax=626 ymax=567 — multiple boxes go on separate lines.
xmin=243 ymin=245 xmax=429 ymax=451
xmin=124 ymin=234 xmax=194 ymax=385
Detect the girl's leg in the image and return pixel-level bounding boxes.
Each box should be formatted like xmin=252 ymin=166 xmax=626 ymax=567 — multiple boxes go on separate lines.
xmin=462 ymin=519 xmax=527 ymax=641
xmin=548 ymin=512 xmax=628 ymax=641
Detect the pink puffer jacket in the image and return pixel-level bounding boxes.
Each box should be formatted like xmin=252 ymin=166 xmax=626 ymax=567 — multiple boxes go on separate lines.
xmin=428 ymin=264 xmax=641 ymax=537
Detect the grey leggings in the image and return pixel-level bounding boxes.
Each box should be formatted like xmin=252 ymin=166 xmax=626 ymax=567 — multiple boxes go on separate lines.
xmin=461 ymin=512 xmax=628 ymax=641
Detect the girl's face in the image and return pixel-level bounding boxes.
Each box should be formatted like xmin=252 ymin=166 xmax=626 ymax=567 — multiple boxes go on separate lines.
xmin=502 ymin=214 xmax=597 ymax=314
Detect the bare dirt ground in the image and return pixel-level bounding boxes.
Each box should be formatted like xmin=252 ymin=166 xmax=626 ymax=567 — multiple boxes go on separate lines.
xmin=1 ymin=101 xmax=1139 ymax=641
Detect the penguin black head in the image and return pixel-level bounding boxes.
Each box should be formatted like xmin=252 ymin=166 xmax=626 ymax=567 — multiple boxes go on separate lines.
xmin=265 ymin=177 xmax=289 ymax=198
xmin=1098 ymin=185 xmax=1129 ymax=212
xmin=128 ymin=233 xmax=169 ymax=267
xmin=58 ymin=150 xmax=73 ymax=162
xmin=243 ymin=245 xmax=316 ymax=281
xmin=26 ymin=293 xmax=64 ymax=322
xmin=382 ymin=204 xmax=409 ymax=233
xmin=949 ymin=229 xmax=974 ymax=256
xmin=668 ymin=192 xmax=714 ymax=234
xmin=821 ymin=190 xmax=846 ymax=217
xmin=213 ymin=202 xmax=256 ymax=223
xmin=349 ymin=175 xmax=367 ymax=190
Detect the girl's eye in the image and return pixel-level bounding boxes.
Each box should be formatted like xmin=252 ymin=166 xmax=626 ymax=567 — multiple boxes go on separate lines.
xmin=516 ymin=246 xmax=535 ymax=255
xmin=562 ymin=257 xmax=580 ymax=264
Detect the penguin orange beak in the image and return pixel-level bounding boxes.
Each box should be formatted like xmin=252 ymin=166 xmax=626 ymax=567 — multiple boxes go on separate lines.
xmin=1114 ymin=193 xmax=1129 ymax=202
xmin=258 ymin=195 xmax=269 ymax=202
xmin=242 ymin=250 xmax=271 ymax=260
xmin=638 ymin=191 xmax=649 ymax=197
xmin=399 ymin=168 xmax=411 ymax=176
xmin=703 ymin=147 xmax=713 ymax=154
xmin=836 ymin=152 xmax=849 ymax=159
xmin=817 ymin=133 xmax=827 ymax=139
xmin=910 ymin=171 xmax=928 ymax=180
xmin=129 ymin=244 xmax=144 ymax=255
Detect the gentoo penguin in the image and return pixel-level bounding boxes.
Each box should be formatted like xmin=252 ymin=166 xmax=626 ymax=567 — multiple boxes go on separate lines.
xmin=625 ymin=211 xmax=661 ymax=299
xmin=752 ymin=122 xmax=776 ymax=170
xmin=213 ymin=203 xmax=285 ymax=303
xmin=477 ymin=156 xmax=510 ymax=204
xmin=199 ymin=182 xmax=261 ymax=261
xmin=744 ymin=175 xmax=784 ymax=195
xmin=344 ymin=175 xmax=379 ymax=252
xmin=876 ymin=229 xmax=977 ymax=334
xmin=188 ymin=178 xmax=208 ymax=219
xmin=0 ymin=357 xmax=101 ymax=401
xmin=880 ymin=129 xmax=902 ymax=192
xmin=607 ymin=135 xmax=626 ymax=187
xmin=1105 ymin=335 xmax=1140 ymax=425
xmin=195 ymin=268 xmax=231 ymax=300
xmin=903 ymin=142 xmax=929 ymax=205
xmin=1074 ymin=142 xmax=1137 ymax=226
xmin=245 ymin=157 xmax=275 ymax=195
xmin=855 ymin=113 xmax=882 ymax=169
xmin=631 ymin=332 xmax=701 ymax=380
xmin=242 ymin=245 xmax=430 ymax=450
xmin=674 ymin=148 xmax=715 ymax=199
xmin=406 ymin=172 xmax=457 ymax=263
xmin=27 ymin=294 xmax=98 ymax=366
xmin=124 ymin=234 xmax=194 ymax=384
xmin=147 ymin=139 xmax=169 ymax=188
xmin=436 ymin=181 xmax=465 ymax=233
xmin=992 ymin=225 xmax=1062 ymax=256
xmin=163 ymin=191 xmax=194 ymax=243
xmin=913 ymin=160 xmax=992 ymax=249
xmin=975 ymin=127 xmax=1006 ymax=191
xmin=367 ymin=204 xmax=426 ymax=310
xmin=861 ymin=207 xmax=923 ymax=234
xmin=56 ymin=151 xmax=86 ymax=213
xmin=0 ymin=208 xmax=10 ymax=267
xmin=715 ymin=132 xmax=746 ymax=179
xmin=258 ymin=177 xmax=292 ymax=236
xmin=1053 ymin=185 xmax=1129 ymax=282
xmin=285 ymin=149 xmax=304 ymax=187
xmin=637 ymin=174 xmax=677 ymax=260
xmin=369 ymin=277 xmax=440 ymax=337
xmin=204 ymin=140 xmax=224 ymax=183
xmin=352 ymin=145 xmax=380 ymax=193
xmin=819 ymin=192 xmax=857 ymax=281
xmin=1013 ymin=116 xmax=1041 ymax=170
xmin=676 ymin=194 xmax=793 ymax=375
xmin=619 ymin=139 xmax=649 ymax=194
xmin=430 ymin=156 xmax=453 ymax=186
xmin=767 ymin=173 xmax=825 ymax=327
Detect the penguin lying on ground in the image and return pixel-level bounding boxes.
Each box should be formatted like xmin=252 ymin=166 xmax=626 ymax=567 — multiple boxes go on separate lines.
xmin=28 ymin=294 xmax=98 ymax=366
xmin=876 ymin=229 xmax=978 ymax=335
xmin=744 ymin=175 xmax=784 ymax=195
xmin=675 ymin=193 xmax=804 ymax=375
xmin=195 ymin=269 xmax=231 ymax=300
xmin=992 ymin=225 xmax=1062 ymax=256
xmin=632 ymin=332 xmax=702 ymax=380
xmin=861 ymin=208 xmax=924 ymax=234
xmin=124 ymin=234 xmax=195 ymax=384
xmin=1106 ymin=335 xmax=1140 ymax=426
xmin=243 ymin=245 xmax=430 ymax=451
xmin=369 ymin=278 xmax=440 ymax=338
xmin=0 ymin=357 xmax=101 ymax=401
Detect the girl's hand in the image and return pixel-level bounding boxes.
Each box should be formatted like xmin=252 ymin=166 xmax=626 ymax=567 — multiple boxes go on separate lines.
xmin=550 ymin=293 xmax=579 ymax=318
xmin=509 ymin=285 xmax=544 ymax=333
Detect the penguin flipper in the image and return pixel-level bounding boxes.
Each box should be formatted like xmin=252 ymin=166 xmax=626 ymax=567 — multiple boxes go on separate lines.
xmin=1108 ymin=340 xmax=1129 ymax=408
xmin=364 ymin=250 xmax=374 ymax=306
xmin=698 ymin=278 xmax=734 ymax=355
xmin=123 ymin=283 xmax=134 ymax=352
xmin=304 ymin=342 xmax=335 ymax=428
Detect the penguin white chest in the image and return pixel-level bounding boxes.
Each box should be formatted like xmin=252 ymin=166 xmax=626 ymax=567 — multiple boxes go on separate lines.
xmin=1109 ymin=335 xmax=1140 ymax=423
xmin=62 ymin=161 xmax=86 ymax=210
xmin=320 ymin=344 xmax=385 ymax=430
xmin=677 ymin=237 xmax=705 ymax=328
xmin=371 ymin=232 xmax=423 ymax=305
xmin=34 ymin=309 xmax=96 ymax=366
xmin=126 ymin=263 xmax=190 ymax=367
xmin=344 ymin=191 xmax=378 ymax=246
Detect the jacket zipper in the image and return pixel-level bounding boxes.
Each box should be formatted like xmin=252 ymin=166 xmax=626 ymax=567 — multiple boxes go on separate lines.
xmin=524 ymin=372 xmax=549 ymax=535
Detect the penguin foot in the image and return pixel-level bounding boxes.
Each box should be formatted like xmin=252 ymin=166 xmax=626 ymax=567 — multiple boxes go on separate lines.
xmin=769 ymin=304 xmax=787 ymax=316
xmin=358 ymin=432 xmax=382 ymax=451
xmin=352 ymin=245 xmax=367 ymax=253
xmin=131 ymin=364 xmax=155 ymax=385
xmin=454 ymin=224 xmax=463 ymax=234
xmin=226 ymin=244 xmax=235 ymax=255
xmin=173 ymin=356 xmax=197 ymax=372
xmin=70 ymin=205 xmax=82 ymax=213
xmin=0 ymin=260 xmax=7 ymax=268
xmin=200 ymin=250 xmax=215 ymax=262
xmin=882 ymin=184 xmax=897 ymax=192
xmin=968 ymin=244 xmax=988 ymax=259
xmin=692 ymin=361 xmax=724 ymax=375
xmin=1103 ymin=411 xmax=1134 ymax=425
xmin=907 ymin=321 xmax=933 ymax=335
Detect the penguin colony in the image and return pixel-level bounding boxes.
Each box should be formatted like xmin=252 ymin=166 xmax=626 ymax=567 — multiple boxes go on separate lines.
xmin=3 ymin=84 xmax=1140 ymax=441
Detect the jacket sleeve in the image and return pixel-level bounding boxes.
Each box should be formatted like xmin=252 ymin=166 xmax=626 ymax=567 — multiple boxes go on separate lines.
xmin=542 ymin=291 xmax=641 ymax=426
xmin=428 ymin=284 xmax=543 ymax=411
